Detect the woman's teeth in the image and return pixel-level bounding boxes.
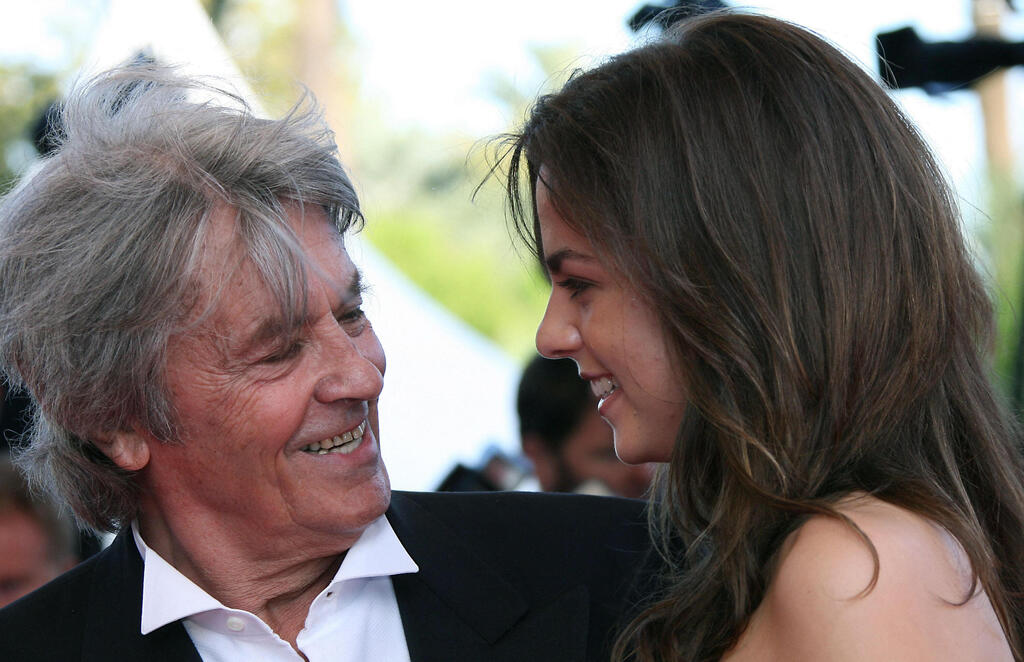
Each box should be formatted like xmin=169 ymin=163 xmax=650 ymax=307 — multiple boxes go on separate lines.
xmin=590 ymin=377 xmax=618 ymax=400
xmin=302 ymin=420 xmax=367 ymax=455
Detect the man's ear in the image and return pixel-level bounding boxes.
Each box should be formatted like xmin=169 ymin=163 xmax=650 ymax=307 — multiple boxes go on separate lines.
xmin=92 ymin=429 xmax=151 ymax=472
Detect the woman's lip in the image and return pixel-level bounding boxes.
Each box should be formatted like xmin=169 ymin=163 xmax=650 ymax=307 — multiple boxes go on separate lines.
xmin=597 ymin=386 xmax=622 ymax=418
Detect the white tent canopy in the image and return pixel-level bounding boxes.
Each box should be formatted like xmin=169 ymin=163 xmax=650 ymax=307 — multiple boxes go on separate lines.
xmin=70 ymin=0 xmax=524 ymax=491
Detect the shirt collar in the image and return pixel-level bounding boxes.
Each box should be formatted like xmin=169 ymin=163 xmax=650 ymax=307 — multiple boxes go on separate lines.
xmin=133 ymin=515 xmax=419 ymax=635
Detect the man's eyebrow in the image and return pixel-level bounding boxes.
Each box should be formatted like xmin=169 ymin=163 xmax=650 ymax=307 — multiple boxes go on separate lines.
xmin=239 ymin=315 xmax=294 ymax=356
xmin=545 ymin=248 xmax=595 ymax=274
xmin=346 ymin=267 xmax=366 ymax=300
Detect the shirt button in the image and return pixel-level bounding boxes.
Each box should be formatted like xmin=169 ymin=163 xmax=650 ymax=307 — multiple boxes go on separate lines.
xmin=226 ymin=616 xmax=246 ymax=632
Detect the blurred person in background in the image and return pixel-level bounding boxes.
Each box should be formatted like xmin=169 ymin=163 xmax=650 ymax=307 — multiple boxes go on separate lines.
xmin=1 ymin=387 xmax=102 ymax=559
xmin=0 ymin=386 xmax=32 ymax=453
xmin=518 ymin=354 xmax=652 ymax=498
xmin=502 ymin=10 xmax=1024 ymax=662
xmin=0 ymin=458 xmax=76 ymax=608
xmin=0 ymin=63 xmax=652 ymax=662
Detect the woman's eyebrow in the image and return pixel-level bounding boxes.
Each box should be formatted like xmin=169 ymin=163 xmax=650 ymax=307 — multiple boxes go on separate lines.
xmin=545 ymin=248 xmax=595 ymax=274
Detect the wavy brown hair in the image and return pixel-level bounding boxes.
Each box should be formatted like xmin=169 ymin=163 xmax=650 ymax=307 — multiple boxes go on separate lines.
xmin=498 ymin=11 xmax=1024 ymax=661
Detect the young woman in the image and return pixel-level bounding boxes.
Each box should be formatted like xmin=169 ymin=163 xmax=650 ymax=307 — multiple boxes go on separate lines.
xmin=500 ymin=11 xmax=1024 ymax=661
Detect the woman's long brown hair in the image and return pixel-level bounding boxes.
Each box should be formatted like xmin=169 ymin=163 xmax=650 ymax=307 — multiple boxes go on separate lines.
xmin=499 ymin=11 xmax=1024 ymax=661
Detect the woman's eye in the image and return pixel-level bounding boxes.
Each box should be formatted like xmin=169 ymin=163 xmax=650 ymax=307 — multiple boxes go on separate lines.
xmin=556 ymin=278 xmax=592 ymax=298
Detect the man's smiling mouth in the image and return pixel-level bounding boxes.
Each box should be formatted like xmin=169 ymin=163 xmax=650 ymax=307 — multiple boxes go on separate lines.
xmin=301 ymin=420 xmax=367 ymax=455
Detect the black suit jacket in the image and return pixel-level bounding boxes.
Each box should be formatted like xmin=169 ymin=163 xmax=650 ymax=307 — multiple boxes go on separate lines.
xmin=0 ymin=490 xmax=654 ymax=661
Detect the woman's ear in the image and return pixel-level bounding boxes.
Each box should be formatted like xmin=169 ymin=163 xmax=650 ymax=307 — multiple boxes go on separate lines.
xmin=92 ymin=429 xmax=151 ymax=472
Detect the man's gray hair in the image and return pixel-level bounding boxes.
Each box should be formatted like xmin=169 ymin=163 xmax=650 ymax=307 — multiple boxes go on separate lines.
xmin=0 ymin=63 xmax=362 ymax=532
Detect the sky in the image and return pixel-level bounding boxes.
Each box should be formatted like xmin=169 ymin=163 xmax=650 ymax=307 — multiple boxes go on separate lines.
xmin=342 ymin=0 xmax=978 ymax=135
xmin=2 ymin=0 xmax=1022 ymax=201
xmin=338 ymin=0 xmax=1024 ymax=216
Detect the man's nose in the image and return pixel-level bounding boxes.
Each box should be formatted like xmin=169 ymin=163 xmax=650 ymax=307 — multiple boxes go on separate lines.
xmin=313 ymin=325 xmax=385 ymax=404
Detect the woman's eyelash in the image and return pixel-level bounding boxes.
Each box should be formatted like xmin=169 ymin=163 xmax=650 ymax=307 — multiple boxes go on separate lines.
xmin=555 ymin=278 xmax=592 ymax=298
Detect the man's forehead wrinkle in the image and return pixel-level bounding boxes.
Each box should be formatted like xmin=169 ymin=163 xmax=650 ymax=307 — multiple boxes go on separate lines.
xmin=174 ymin=250 xmax=248 ymax=340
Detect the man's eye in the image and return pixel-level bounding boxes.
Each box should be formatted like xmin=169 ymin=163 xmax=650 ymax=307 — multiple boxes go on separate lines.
xmin=555 ymin=278 xmax=592 ymax=299
xmin=262 ymin=341 xmax=305 ymax=363
xmin=338 ymin=307 xmax=368 ymax=334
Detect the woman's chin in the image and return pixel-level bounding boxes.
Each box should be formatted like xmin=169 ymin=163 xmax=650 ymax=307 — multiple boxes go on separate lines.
xmin=613 ymin=433 xmax=671 ymax=465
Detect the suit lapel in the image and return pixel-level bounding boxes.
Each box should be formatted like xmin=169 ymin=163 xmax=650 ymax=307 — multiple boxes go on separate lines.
xmin=80 ymin=530 xmax=201 ymax=662
xmin=71 ymin=495 xmax=591 ymax=662
xmin=387 ymin=492 xmax=589 ymax=662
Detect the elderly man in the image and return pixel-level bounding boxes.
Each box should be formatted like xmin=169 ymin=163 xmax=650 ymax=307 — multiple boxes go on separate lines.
xmin=0 ymin=66 xmax=651 ymax=661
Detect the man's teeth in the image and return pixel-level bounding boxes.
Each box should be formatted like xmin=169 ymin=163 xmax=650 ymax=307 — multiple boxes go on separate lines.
xmin=590 ymin=377 xmax=618 ymax=400
xmin=302 ymin=420 xmax=367 ymax=455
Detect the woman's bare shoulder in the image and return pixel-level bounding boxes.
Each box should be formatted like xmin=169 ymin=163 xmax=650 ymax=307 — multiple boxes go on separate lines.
xmin=724 ymin=495 xmax=1011 ymax=661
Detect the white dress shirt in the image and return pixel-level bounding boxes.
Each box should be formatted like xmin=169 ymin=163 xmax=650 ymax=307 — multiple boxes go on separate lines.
xmin=132 ymin=516 xmax=419 ymax=662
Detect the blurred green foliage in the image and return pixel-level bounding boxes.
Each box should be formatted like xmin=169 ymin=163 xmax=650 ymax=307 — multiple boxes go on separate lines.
xmin=349 ymin=121 xmax=552 ymax=358
xmin=0 ymin=64 xmax=58 ymax=194
xmin=346 ymin=45 xmax=580 ymax=361
xmin=979 ymin=174 xmax=1024 ymax=406
xmin=212 ymin=0 xmax=321 ymax=117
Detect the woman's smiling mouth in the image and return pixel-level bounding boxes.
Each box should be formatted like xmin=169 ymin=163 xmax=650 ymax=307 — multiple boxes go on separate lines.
xmin=589 ymin=376 xmax=618 ymax=403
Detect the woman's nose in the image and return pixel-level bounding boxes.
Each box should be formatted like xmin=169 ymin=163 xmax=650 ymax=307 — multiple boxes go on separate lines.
xmin=535 ymin=293 xmax=582 ymax=359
